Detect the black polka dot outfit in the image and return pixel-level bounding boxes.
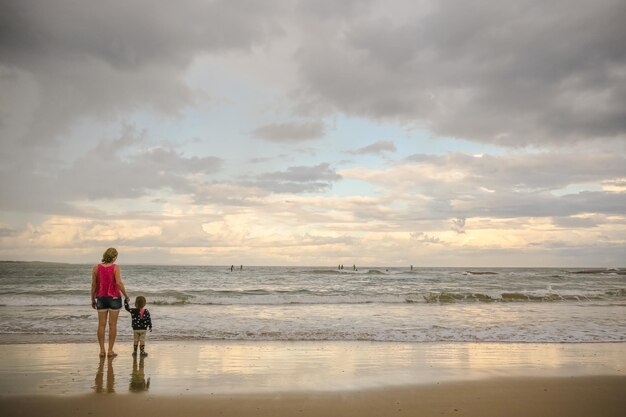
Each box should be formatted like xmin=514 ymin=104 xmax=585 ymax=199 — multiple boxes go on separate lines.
xmin=124 ymin=299 xmax=152 ymax=330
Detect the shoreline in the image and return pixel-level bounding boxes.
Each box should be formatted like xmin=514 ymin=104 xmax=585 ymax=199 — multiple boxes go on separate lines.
xmin=3 ymin=332 xmax=626 ymax=345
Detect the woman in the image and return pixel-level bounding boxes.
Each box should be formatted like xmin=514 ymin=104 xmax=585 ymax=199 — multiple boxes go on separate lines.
xmin=91 ymin=248 xmax=129 ymax=357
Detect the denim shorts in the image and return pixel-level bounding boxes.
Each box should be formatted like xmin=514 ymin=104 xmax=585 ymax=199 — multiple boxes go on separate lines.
xmin=96 ymin=296 xmax=122 ymax=311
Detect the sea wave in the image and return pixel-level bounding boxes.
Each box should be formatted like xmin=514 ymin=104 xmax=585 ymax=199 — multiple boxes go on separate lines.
xmin=2 ymin=287 xmax=624 ymax=307
xmin=421 ymin=291 xmax=623 ymax=303
xmin=571 ymin=269 xmax=626 ymax=275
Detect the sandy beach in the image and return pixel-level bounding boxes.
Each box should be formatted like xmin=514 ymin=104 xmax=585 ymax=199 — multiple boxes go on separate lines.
xmin=1 ymin=341 xmax=625 ymax=416
xmin=3 ymin=376 xmax=625 ymax=417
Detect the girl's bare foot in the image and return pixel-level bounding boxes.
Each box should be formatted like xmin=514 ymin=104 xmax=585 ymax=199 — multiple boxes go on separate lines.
xmin=107 ymin=351 xmax=118 ymax=358
xmin=99 ymin=351 xmax=106 ymax=358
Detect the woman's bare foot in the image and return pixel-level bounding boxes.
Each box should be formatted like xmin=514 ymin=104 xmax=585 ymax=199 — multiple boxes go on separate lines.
xmin=107 ymin=351 xmax=118 ymax=358
xmin=99 ymin=351 xmax=106 ymax=358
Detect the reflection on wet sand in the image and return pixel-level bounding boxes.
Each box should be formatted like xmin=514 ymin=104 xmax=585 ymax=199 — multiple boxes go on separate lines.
xmin=93 ymin=357 xmax=115 ymax=393
xmin=93 ymin=355 xmax=150 ymax=394
xmin=0 ymin=342 xmax=623 ymax=396
xmin=129 ymin=356 xmax=150 ymax=392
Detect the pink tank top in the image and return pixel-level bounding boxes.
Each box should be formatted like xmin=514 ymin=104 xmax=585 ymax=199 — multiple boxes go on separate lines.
xmin=96 ymin=264 xmax=121 ymax=298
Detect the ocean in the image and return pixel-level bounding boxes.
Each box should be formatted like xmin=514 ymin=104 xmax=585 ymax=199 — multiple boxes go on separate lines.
xmin=0 ymin=262 xmax=624 ymax=344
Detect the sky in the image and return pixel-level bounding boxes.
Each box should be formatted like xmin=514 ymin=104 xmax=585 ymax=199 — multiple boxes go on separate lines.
xmin=1 ymin=0 xmax=625 ymax=266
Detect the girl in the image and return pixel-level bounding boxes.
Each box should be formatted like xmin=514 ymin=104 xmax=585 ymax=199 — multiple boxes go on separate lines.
xmin=91 ymin=248 xmax=129 ymax=358
xmin=124 ymin=296 xmax=153 ymax=356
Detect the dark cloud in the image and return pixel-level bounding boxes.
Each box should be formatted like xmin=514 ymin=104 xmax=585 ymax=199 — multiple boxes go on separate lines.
xmin=0 ymin=0 xmax=285 ymax=145
xmin=67 ymin=137 xmax=222 ymax=200
xmin=353 ymin=140 xmax=396 ymax=155
xmin=260 ymin=163 xmax=340 ymax=182
xmin=246 ymin=163 xmax=342 ymax=193
xmin=0 ymin=228 xmax=18 ymax=237
xmin=251 ymin=121 xmax=325 ymax=143
xmin=0 ymin=126 xmax=223 ymax=213
xmin=4 ymin=0 xmax=624 ymax=151
xmin=1 ymin=0 xmax=284 ymax=69
xmin=551 ymin=216 xmax=602 ymax=229
xmin=248 ymin=154 xmax=289 ymax=164
xmin=405 ymin=154 xmax=441 ymax=163
xmin=450 ymin=218 xmax=466 ymax=234
xmin=296 ymin=0 xmax=626 ymax=146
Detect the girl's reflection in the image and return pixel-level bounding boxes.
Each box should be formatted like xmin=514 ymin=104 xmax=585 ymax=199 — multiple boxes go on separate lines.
xmin=93 ymin=357 xmax=115 ymax=393
xmin=129 ymin=356 xmax=150 ymax=392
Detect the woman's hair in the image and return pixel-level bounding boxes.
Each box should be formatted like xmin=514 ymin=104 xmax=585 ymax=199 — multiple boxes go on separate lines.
xmin=135 ymin=296 xmax=146 ymax=308
xmin=101 ymin=248 xmax=118 ymax=264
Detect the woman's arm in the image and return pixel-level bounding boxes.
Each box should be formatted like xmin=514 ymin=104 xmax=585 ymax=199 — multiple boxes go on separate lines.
xmin=114 ymin=264 xmax=129 ymax=300
xmin=91 ymin=265 xmax=98 ymax=309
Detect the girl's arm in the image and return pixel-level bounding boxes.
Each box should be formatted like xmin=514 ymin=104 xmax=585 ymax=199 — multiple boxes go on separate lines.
xmin=114 ymin=265 xmax=129 ymax=300
xmin=91 ymin=265 xmax=98 ymax=309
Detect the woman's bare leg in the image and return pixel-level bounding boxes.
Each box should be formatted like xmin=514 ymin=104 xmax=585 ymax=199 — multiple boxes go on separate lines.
xmin=97 ymin=310 xmax=108 ymax=356
xmin=107 ymin=309 xmax=120 ymax=356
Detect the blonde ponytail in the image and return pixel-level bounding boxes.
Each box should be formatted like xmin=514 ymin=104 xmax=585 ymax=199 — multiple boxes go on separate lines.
xmin=101 ymin=248 xmax=118 ymax=264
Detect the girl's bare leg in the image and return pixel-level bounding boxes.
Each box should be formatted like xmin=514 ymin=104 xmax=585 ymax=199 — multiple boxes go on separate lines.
xmin=97 ymin=310 xmax=108 ymax=356
xmin=107 ymin=309 xmax=120 ymax=356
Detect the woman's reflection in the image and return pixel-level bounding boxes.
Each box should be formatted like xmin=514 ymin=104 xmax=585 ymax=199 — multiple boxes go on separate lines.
xmin=93 ymin=357 xmax=116 ymax=393
xmin=129 ymin=356 xmax=150 ymax=392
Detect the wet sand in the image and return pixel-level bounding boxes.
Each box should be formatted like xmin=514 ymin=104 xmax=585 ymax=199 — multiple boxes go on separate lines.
xmin=1 ymin=341 xmax=625 ymax=416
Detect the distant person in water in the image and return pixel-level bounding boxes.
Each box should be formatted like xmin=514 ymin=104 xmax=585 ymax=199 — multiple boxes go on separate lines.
xmin=124 ymin=296 xmax=153 ymax=357
xmin=91 ymin=247 xmax=129 ymax=358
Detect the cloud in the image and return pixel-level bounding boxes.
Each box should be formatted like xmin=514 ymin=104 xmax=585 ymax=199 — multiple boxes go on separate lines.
xmin=551 ymin=215 xmax=602 ymax=229
xmin=249 ymin=163 xmax=342 ymax=193
xmin=1 ymin=0 xmax=625 ymax=266
xmin=251 ymin=121 xmax=325 ymax=143
xmin=342 ymin=151 xmax=626 ymax=220
xmin=295 ymin=0 xmax=626 ymax=146
xmin=0 ymin=227 xmax=18 ymax=237
xmin=450 ymin=218 xmax=466 ymax=234
xmin=0 ymin=0 xmax=285 ymax=146
xmin=249 ymin=154 xmax=289 ymax=164
xmin=0 ymin=125 xmax=223 ymax=213
xmin=353 ymin=140 xmax=397 ymax=155
xmin=361 ymin=151 xmax=626 ymax=194
xmin=410 ymin=232 xmax=442 ymax=244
